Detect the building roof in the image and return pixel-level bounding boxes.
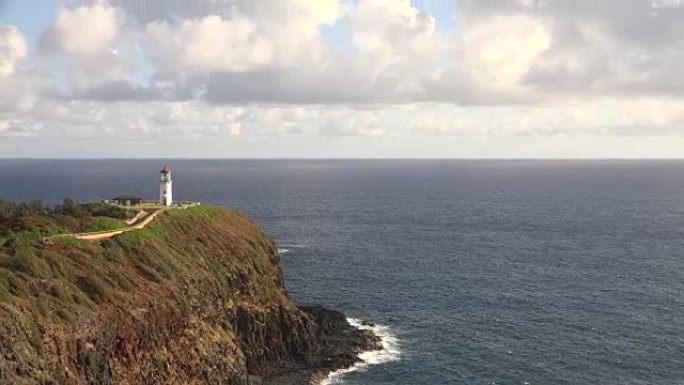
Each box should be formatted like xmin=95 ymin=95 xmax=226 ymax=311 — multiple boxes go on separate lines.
xmin=111 ymin=195 xmax=143 ymax=201
xmin=161 ymin=165 xmax=171 ymax=173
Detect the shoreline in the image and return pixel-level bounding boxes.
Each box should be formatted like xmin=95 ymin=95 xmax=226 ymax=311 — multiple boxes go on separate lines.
xmin=262 ymin=307 xmax=397 ymax=385
xmin=319 ymin=318 xmax=401 ymax=385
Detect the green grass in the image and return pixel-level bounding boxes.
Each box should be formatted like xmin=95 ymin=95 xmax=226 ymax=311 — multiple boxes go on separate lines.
xmin=81 ymin=217 xmax=127 ymax=233
xmin=51 ymin=236 xmax=101 ymax=253
xmin=48 ymin=283 xmax=72 ymax=303
xmin=0 ymin=202 xmax=315 ymax=385
xmin=76 ymin=275 xmax=113 ymax=304
xmin=2 ymin=228 xmax=45 ymax=248
xmin=55 ymin=308 xmax=77 ymax=325
xmin=166 ymin=204 xmax=219 ymax=219
xmin=0 ymin=280 xmax=12 ymax=304
xmin=3 ymin=248 xmax=52 ymax=279
xmin=134 ymin=262 xmax=165 ymax=283
xmin=115 ymin=229 xmax=151 ymax=253
xmin=1 ymin=269 xmax=28 ymax=298
xmin=0 ymin=202 xmax=294 ymax=370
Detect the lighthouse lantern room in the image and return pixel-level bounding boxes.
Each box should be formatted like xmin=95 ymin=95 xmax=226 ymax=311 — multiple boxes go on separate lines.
xmin=160 ymin=165 xmax=173 ymax=206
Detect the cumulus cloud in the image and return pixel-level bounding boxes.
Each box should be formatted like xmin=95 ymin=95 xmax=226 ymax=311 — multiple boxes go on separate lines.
xmin=26 ymin=0 xmax=684 ymax=105
xmin=2 ymin=0 xmax=684 ymax=157
xmin=0 ymin=26 xmax=27 ymax=77
xmin=459 ymin=15 xmax=551 ymax=95
xmin=144 ymin=0 xmax=341 ymax=78
xmin=146 ymin=16 xmax=273 ymax=73
xmin=42 ymin=2 xmax=123 ymax=57
xmin=233 ymin=0 xmax=342 ymax=32
xmin=350 ymin=0 xmax=436 ymax=56
xmin=458 ymin=0 xmax=684 ymax=99
xmin=0 ymin=27 xmax=42 ymax=113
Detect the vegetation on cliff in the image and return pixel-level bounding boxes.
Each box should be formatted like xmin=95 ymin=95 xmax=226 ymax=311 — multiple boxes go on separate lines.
xmin=0 ymin=204 xmax=377 ymax=385
xmin=0 ymin=199 xmax=133 ymax=248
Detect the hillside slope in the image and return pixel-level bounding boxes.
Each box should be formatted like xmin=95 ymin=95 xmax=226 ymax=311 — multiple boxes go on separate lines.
xmin=0 ymin=205 xmax=378 ymax=385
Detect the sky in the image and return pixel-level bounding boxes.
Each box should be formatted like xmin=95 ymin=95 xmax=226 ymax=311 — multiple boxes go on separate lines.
xmin=0 ymin=0 xmax=684 ymax=158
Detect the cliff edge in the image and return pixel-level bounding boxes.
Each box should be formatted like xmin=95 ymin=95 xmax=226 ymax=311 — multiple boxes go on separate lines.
xmin=0 ymin=205 xmax=379 ymax=385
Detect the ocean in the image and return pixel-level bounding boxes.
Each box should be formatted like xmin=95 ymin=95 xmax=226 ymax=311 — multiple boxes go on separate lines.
xmin=1 ymin=159 xmax=683 ymax=385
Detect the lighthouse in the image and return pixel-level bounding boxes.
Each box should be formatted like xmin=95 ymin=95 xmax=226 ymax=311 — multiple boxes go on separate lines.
xmin=160 ymin=165 xmax=173 ymax=206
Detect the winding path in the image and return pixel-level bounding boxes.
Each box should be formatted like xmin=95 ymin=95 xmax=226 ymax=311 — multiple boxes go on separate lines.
xmin=45 ymin=208 xmax=166 ymax=243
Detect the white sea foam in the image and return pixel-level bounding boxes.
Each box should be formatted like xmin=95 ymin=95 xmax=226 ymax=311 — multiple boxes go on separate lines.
xmin=320 ymin=318 xmax=401 ymax=385
xmin=277 ymin=242 xmax=310 ymax=255
xmin=280 ymin=243 xmax=309 ymax=248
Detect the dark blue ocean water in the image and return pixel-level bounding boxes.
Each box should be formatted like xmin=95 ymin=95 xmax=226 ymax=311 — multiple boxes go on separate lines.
xmin=1 ymin=159 xmax=683 ymax=385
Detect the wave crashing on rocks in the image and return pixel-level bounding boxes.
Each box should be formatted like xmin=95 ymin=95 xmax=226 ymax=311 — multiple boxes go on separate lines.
xmin=320 ymin=318 xmax=401 ymax=385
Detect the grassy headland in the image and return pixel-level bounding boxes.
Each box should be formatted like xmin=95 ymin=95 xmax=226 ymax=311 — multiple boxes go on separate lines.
xmin=0 ymin=202 xmax=371 ymax=385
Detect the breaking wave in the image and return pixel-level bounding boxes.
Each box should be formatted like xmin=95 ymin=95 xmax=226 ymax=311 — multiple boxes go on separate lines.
xmin=320 ymin=318 xmax=401 ymax=385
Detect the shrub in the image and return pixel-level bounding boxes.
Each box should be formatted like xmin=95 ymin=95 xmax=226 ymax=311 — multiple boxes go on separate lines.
xmin=0 ymin=270 xmax=28 ymax=297
xmin=109 ymin=270 xmax=134 ymax=291
xmin=56 ymin=308 xmax=77 ymax=325
xmin=51 ymin=237 xmax=101 ymax=253
xmin=5 ymin=247 xmax=52 ymax=279
xmin=4 ymin=229 xmax=44 ymax=248
xmin=35 ymin=296 xmax=49 ymax=318
xmin=85 ymin=350 xmax=98 ymax=372
xmin=81 ymin=217 xmax=127 ymax=233
xmin=81 ymin=202 xmax=134 ymax=220
xmin=71 ymin=290 xmax=94 ymax=308
xmin=134 ymin=262 xmax=165 ymax=284
xmin=101 ymin=240 xmax=124 ymax=262
xmin=116 ymin=231 xmax=146 ymax=253
xmin=54 ymin=198 xmax=87 ymax=218
xmin=0 ymin=200 xmax=46 ymax=220
xmin=27 ymin=320 xmax=44 ymax=353
xmin=53 ymin=369 xmax=79 ymax=385
xmin=0 ymin=280 xmax=12 ymax=304
xmin=42 ymin=251 xmax=75 ymax=280
xmin=48 ymin=283 xmax=71 ymax=303
xmin=76 ymin=276 xmax=113 ymax=304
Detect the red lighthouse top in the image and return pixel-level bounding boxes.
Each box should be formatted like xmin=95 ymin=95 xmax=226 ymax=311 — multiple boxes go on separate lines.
xmin=161 ymin=165 xmax=171 ymax=174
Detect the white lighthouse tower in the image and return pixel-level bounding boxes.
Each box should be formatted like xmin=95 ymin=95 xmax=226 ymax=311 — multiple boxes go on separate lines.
xmin=160 ymin=165 xmax=173 ymax=206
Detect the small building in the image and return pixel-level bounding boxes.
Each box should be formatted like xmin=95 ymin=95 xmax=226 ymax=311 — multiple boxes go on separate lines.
xmin=110 ymin=195 xmax=143 ymax=206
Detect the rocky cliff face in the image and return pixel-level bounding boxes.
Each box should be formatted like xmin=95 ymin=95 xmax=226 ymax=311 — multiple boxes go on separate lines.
xmin=0 ymin=205 xmax=379 ymax=385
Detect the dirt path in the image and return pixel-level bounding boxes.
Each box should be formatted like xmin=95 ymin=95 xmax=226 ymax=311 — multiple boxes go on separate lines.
xmin=124 ymin=210 xmax=147 ymax=225
xmin=45 ymin=208 xmax=166 ymax=243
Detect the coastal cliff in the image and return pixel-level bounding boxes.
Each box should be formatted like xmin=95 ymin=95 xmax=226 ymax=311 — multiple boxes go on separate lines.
xmin=0 ymin=205 xmax=379 ymax=384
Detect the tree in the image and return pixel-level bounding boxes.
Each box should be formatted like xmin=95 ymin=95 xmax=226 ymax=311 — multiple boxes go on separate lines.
xmin=59 ymin=198 xmax=86 ymax=218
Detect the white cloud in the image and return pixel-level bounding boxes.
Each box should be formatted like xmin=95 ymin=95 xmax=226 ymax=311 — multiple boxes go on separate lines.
xmin=0 ymin=119 xmax=42 ymax=138
xmin=48 ymin=2 xmax=123 ymax=56
xmin=412 ymin=99 xmax=684 ymax=137
xmin=235 ymin=0 xmax=342 ymax=33
xmin=3 ymin=0 xmax=684 ymax=157
xmin=147 ymin=16 xmax=273 ymax=73
xmin=145 ymin=0 xmax=342 ymax=75
xmin=31 ymin=0 xmax=684 ymax=106
xmin=351 ymin=0 xmax=436 ymax=54
xmin=0 ymin=26 xmax=28 ymax=77
xmin=459 ymin=15 xmax=552 ymax=95
xmin=228 ymin=122 xmax=242 ymax=137
xmin=0 ymin=26 xmax=39 ymax=113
